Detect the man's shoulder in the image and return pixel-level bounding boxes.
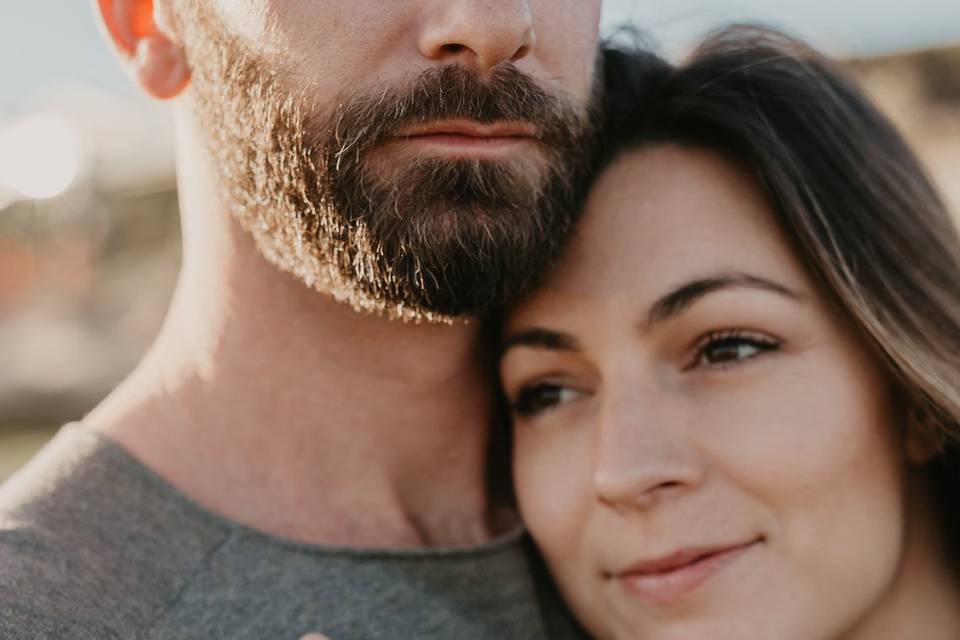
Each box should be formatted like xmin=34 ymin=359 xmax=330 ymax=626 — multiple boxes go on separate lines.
xmin=0 ymin=514 xmax=127 ymax=639
xmin=0 ymin=426 xmax=231 ymax=639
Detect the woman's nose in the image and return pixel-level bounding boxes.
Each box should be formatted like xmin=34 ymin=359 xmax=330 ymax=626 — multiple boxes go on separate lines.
xmin=417 ymin=1 xmax=536 ymax=72
xmin=592 ymin=391 xmax=704 ymax=510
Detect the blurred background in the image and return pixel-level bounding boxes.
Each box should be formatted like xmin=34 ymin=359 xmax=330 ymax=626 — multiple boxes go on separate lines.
xmin=1 ymin=1 xmax=958 ymax=480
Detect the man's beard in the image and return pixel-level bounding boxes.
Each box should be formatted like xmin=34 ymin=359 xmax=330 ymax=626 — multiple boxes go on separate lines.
xmin=173 ymin=3 xmax=598 ymax=322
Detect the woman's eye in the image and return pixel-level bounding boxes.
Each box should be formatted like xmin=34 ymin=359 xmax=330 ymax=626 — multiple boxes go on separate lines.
xmin=511 ymin=383 xmax=582 ymax=419
xmin=691 ymin=331 xmax=780 ymax=369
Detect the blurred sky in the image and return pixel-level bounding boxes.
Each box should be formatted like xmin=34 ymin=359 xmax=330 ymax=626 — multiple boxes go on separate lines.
xmin=1 ymin=1 xmax=958 ymax=113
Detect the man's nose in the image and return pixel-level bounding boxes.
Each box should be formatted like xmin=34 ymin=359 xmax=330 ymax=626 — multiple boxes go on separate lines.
xmin=418 ymin=1 xmax=536 ymax=72
xmin=592 ymin=389 xmax=703 ymax=510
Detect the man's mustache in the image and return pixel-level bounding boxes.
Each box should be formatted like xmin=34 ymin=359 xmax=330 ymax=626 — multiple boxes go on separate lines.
xmin=316 ymin=64 xmax=584 ymax=159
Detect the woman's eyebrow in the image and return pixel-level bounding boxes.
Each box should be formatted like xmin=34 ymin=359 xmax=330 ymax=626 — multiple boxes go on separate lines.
xmin=500 ymin=327 xmax=582 ymax=355
xmin=646 ymin=271 xmax=803 ymax=328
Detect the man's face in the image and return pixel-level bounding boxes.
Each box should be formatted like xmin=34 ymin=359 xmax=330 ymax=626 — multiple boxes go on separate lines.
xmin=166 ymin=0 xmax=602 ymax=321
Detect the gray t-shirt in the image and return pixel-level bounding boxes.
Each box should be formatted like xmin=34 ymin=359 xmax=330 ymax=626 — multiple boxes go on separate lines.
xmin=0 ymin=425 xmax=584 ymax=639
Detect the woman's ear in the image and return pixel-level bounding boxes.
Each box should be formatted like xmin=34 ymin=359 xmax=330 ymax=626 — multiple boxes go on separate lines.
xmin=95 ymin=0 xmax=190 ymax=99
xmin=905 ymin=403 xmax=944 ymax=466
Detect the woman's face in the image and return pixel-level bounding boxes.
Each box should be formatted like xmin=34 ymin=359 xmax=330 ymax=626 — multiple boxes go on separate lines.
xmin=500 ymin=145 xmax=916 ymax=639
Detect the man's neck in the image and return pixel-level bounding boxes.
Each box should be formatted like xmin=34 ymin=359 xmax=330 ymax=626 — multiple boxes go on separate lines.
xmin=84 ymin=109 xmax=503 ymax=548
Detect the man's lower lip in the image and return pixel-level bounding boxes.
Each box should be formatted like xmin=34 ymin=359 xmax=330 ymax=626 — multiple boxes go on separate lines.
xmin=391 ymin=133 xmax=535 ymax=154
xmin=616 ymin=541 xmax=759 ymax=607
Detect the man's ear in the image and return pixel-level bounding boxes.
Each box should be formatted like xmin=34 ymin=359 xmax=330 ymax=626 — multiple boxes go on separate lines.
xmin=95 ymin=0 xmax=191 ymax=99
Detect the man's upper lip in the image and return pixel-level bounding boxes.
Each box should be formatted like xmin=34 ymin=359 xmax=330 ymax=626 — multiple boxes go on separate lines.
xmin=396 ymin=120 xmax=538 ymax=139
xmin=615 ymin=541 xmax=757 ymax=577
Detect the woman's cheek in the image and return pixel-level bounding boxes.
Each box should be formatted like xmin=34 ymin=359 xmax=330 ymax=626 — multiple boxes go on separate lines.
xmin=514 ymin=421 xmax=597 ymax=558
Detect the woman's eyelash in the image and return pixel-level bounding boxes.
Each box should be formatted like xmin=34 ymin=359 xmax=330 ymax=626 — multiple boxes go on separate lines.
xmin=510 ymin=331 xmax=780 ymax=419
xmin=687 ymin=330 xmax=781 ymax=370
xmin=511 ymin=383 xmax=578 ymax=419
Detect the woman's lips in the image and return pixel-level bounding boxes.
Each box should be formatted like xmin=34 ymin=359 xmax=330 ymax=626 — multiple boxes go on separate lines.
xmin=614 ymin=539 xmax=760 ymax=607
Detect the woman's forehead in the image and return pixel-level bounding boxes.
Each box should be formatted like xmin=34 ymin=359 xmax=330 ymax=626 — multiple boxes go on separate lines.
xmin=521 ymin=146 xmax=802 ymax=306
